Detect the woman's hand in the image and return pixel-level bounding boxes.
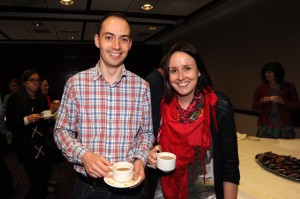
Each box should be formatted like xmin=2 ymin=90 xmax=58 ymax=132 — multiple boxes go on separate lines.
xmin=147 ymin=145 xmax=162 ymax=167
xmin=269 ymin=96 xmax=285 ymax=104
xmin=50 ymin=100 xmax=61 ymax=113
xmin=260 ymin=96 xmax=270 ymax=103
xmin=27 ymin=113 xmax=43 ymax=123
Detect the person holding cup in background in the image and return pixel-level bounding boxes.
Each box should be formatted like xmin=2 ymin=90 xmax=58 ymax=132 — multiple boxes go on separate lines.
xmin=54 ymin=12 xmax=154 ymax=199
xmin=40 ymin=77 xmax=61 ymax=117
xmin=147 ymin=43 xmax=240 ymax=199
xmin=252 ymin=62 xmax=300 ymax=139
xmin=6 ymin=69 xmax=52 ymax=199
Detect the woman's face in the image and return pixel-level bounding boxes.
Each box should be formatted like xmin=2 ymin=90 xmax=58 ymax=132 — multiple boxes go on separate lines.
xmin=41 ymin=80 xmax=49 ymax=95
xmin=24 ymin=73 xmax=40 ymax=94
xmin=168 ymin=51 xmax=201 ymax=101
xmin=265 ymin=70 xmax=276 ymax=82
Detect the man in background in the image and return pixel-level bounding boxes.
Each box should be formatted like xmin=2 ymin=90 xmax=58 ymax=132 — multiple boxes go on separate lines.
xmin=144 ymin=55 xmax=166 ymax=199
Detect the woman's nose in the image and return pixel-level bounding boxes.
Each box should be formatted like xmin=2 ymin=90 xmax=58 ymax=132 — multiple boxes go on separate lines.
xmin=178 ymin=71 xmax=184 ymax=80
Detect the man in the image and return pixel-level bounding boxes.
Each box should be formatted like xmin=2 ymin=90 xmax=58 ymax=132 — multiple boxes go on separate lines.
xmin=144 ymin=55 xmax=165 ymax=198
xmin=54 ymin=12 xmax=154 ymax=199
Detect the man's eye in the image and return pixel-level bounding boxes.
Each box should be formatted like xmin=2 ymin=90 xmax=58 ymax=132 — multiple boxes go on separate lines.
xmin=106 ymin=36 xmax=113 ymax=40
xmin=120 ymin=37 xmax=129 ymax=43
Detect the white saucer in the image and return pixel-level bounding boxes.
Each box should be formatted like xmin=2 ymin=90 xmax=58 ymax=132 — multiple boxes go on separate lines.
xmin=104 ymin=175 xmax=141 ymax=188
xmin=42 ymin=113 xmax=57 ymax=119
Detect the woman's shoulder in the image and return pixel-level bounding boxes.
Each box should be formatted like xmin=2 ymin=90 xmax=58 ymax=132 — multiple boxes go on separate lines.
xmin=215 ymin=91 xmax=234 ymax=115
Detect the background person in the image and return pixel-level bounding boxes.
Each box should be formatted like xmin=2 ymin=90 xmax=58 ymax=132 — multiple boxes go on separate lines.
xmin=144 ymin=55 xmax=166 ymax=199
xmin=6 ymin=69 xmax=52 ymax=199
xmin=2 ymin=78 xmax=21 ymax=113
xmin=0 ymin=94 xmax=14 ymax=198
xmin=40 ymin=76 xmax=62 ymax=192
xmin=252 ymin=62 xmax=300 ymax=138
xmin=147 ymin=43 xmax=240 ymax=199
xmin=54 ymin=12 xmax=154 ymax=199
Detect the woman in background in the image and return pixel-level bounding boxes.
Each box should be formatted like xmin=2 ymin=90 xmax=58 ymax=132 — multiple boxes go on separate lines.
xmin=252 ymin=62 xmax=300 ymax=139
xmin=147 ymin=43 xmax=240 ymax=199
xmin=40 ymin=77 xmax=60 ymax=115
xmin=6 ymin=69 xmax=52 ymax=199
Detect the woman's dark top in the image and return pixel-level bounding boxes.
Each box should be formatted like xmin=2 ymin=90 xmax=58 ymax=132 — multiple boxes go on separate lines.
xmin=212 ymin=92 xmax=240 ymax=199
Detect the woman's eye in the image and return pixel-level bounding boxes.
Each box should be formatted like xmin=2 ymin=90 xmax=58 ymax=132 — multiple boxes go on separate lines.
xmin=170 ymin=69 xmax=177 ymax=73
xmin=184 ymin=66 xmax=191 ymax=71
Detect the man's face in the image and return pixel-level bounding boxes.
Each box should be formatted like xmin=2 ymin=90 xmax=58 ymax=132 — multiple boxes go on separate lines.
xmin=94 ymin=16 xmax=132 ymax=69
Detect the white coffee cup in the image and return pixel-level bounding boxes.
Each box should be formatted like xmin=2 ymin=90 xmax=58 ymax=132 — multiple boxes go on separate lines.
xmin=111 ymin=162 xmax=134 ymax=183
xmin=157 ymin=152 xmax=176 ymax=172
xmin=41 ymin=110 xmax=52 ymax=117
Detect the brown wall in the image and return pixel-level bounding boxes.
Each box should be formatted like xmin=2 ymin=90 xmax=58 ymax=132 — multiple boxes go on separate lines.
xmin=162 ymin=0 xmax=300 ymax=112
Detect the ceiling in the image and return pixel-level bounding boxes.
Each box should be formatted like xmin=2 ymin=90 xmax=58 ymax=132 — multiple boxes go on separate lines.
xmin=0 ymin=0 xmax=264 ymax=45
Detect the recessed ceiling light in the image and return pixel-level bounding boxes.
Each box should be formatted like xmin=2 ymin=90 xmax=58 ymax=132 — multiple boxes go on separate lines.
xmin=32 ymin=22 xmax=43 ymax=27
xmin=148 ymin=26 xmax=157 ymax=31
xmin=60 ymin=0 xmax=74 ymax=6
xmin=141 ymin=4 xmax=154 ymax=11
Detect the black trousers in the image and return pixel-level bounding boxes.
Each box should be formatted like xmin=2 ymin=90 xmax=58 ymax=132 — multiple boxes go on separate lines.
xmin=22 ymin=156 xmax=51 ymax=199
xmin=0 ymin=134 xmax=13 ymax=198
xmin=143 ymin=166 xmax=160 ymax=199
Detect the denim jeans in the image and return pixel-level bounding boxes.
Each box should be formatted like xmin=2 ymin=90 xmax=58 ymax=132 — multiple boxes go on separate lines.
xmin=72 ymin=177 xmax=144 ymax=199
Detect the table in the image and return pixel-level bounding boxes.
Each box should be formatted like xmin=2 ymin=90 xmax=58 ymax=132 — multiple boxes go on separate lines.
xmin=237 ymin=138 xmax=300 ymax=199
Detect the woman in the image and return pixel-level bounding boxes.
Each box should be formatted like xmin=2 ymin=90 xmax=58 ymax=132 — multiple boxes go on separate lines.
xmin=147 ymin=43 xmax=240 ymax=199
xmin=252 ymin=62 xmax=300 ymax=139
xmin=40 ymin=77 xmax=60 ymax=114
xmin=6 ymin=69 xmax=52 ymax=199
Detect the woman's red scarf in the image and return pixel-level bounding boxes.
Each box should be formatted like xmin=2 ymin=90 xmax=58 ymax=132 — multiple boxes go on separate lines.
xmin=159 ymin=90 xmax=217 ymax=199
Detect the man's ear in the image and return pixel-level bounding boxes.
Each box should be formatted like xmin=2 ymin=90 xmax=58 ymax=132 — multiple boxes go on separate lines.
xmin=94 ymin=34 xmax=100 ymax=48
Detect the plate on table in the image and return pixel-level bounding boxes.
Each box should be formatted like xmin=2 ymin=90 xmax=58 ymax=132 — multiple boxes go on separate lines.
xmin=104 ymin=175 xmax=141 ymax=188
xmin=246 ymin=136 xmax=260 ymax=141
xmin=255 ymin=151 xmax=300 ymax=182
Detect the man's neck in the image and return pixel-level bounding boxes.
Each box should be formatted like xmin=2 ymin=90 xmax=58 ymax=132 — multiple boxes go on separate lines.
xmin=99 ymin=64 xmax=123 ymax=84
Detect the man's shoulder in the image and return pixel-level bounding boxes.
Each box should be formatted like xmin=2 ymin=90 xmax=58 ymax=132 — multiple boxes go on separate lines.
xmin=126 ymin=70 xmax=148 ymax=85
xmin=68 ymin=67 xmax=94 ymax=81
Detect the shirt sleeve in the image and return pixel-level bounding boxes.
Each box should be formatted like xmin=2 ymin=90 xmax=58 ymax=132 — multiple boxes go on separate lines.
xmin=127 ymin=84 xmax=155 ymax=165
xmin=54 ymin=80 xmax=88 ymax=165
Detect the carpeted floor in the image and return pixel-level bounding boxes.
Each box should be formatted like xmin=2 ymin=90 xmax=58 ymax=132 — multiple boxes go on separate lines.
xmin=4 ymin=150 xmax=76 ymax=199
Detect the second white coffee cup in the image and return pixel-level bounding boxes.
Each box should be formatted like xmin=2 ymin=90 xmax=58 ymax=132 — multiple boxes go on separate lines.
xmin=157 ymin=152 xmax=176 ymax=172
xmin=41 ymin=110 xmax=52 ymax=117
xmin=111 ymin=162 xmax=134 ymax=183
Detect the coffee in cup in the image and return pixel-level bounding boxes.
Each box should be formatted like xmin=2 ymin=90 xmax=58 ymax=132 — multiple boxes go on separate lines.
xmin=41 ymin=110 xmax=52 ymax=117
xmin=111 ymin=162 xmax=134 ymax=183
xmin=157 ymin=152 xmax=176 ymax=172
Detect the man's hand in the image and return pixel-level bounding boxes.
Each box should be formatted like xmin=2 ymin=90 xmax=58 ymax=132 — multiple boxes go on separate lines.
xmin=132 ymin=159 xmax=145 ymax=187
xmin=82 ymin=151 xmax=112 ymax=178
